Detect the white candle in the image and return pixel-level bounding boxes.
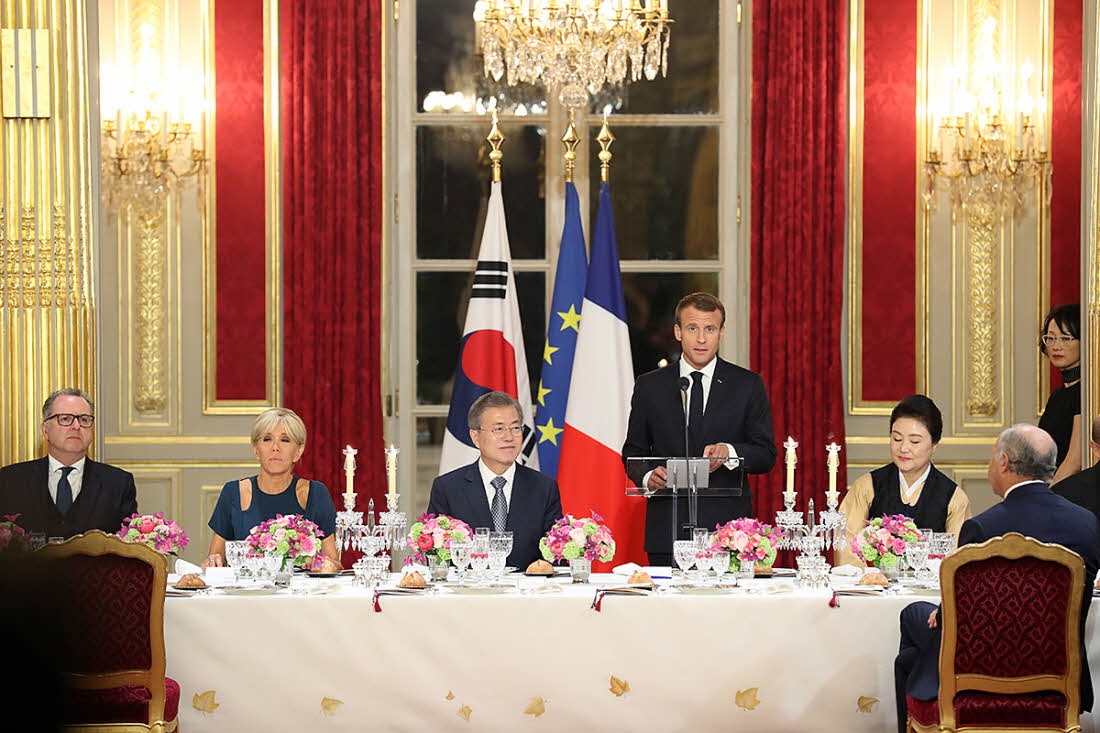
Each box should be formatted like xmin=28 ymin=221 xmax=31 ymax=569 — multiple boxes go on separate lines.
xmin=782 ymin=436 xmax=799 ymax=497
xmin=342 ymin=445 xmax=357 ymax=502
xmin=825 ymin=442 xmax=841 ymax=496
xmin=385 ymin=444 xmax=400 ymax=499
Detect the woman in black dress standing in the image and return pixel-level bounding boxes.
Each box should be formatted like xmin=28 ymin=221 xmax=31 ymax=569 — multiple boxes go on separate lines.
xmin=1040 ymin=304 xmax=1082 ymax=485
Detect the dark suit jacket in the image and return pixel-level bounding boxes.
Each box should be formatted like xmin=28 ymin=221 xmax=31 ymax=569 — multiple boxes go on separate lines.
xmin=426 ymin=461 xmax=563 ymax=568
xmin=1053 ymin=465 xmax=1100 ymax=531
xmin=621 ymin=357 xmax=776 ymax=554
xmin=907 ymin=482 xmax=1100 ymax=711
xmin=0 ymin=457 xmax=139 ymax=538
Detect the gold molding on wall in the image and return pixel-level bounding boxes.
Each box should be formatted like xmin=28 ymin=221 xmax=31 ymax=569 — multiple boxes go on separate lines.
xmin=201 ymin=0 xmax=282 ymax=415
xmin=845 ymin=0 xmax=928 ymax=416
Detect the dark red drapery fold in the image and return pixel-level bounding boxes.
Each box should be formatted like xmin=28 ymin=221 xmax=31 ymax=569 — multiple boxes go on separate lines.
xmin=751 ymin=1 xmax=848 ymax=549
xmin=281 ymin=0 xmax=386 ymax=536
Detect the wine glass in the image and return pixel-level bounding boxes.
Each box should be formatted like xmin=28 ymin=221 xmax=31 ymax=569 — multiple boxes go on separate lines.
xmin=905 ymin=538 xmax=931 ymax=582
xmin=673 ymin=540 xmax=695 ymax=582
xmin=490 ymin=533 xmax=511 ymax=570
xmin=450 ymin=540 xmax=471 ymax=582
xmin=487 ymin=549 xmax=508 ymax=581
xmin=469 ymin=536 xmax=490 ymax=582
xmin=927 ymin=532 xmax=955 ymax=581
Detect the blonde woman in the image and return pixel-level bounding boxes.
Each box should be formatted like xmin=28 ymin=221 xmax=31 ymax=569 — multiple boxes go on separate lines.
xmin=203 ymin=408 xmax=339 ymax=569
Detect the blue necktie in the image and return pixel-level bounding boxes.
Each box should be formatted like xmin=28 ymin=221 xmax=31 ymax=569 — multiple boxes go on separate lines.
xmin=490 ymin=475 xmax=508 ymax=532
xmin=56 ymin=466 xmax=75 ymax=515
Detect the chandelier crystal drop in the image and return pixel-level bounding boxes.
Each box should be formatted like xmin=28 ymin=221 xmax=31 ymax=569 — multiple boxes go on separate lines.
xmin=473 ymin=0 xmax=672 ymax=108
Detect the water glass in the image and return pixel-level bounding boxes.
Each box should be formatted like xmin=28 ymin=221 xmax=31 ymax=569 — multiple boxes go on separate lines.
xmin=569 ymin=557 xmax=591 ymax=583
xmin=450 ymin=540 xmax=472 ymax=581
xmin=475 ymin=527 xmax=491 ymax=541
xmin=712 ymin=550 xmax=730 ymax=584
xmin=289 ymin=575 xmax=309 ymax=596
xmin=927 ymin=532 xmax=955 ymax=580
xmin=261 ymin=551 xmax=283 ymax=579
xmin=366 ymin=556 xmax=390 ymax=586
xmin=225 ymin=540 xmax=248 ymax=570
xmin=737 ymin=556 xmax=755 ymax=583
xmin=487 ymin=549 xmax=508 ymax=580
xmin=672 ymin=540 xmax=695 ymax=580
xmin=905 ymin=539 xmax=932 ymax=582
xmin=497 ymin=530 xmax=513 ymax=558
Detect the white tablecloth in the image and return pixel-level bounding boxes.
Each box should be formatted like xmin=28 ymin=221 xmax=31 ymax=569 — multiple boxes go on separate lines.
xmin=164 ymin=574 xmax=1100 ymax=732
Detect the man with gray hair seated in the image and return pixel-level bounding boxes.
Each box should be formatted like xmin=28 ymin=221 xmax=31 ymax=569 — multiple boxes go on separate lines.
xmin=0 ymin=388 xmax=138 ymax=538
xmin=892 ymin=424 xmax=1100 ymax=733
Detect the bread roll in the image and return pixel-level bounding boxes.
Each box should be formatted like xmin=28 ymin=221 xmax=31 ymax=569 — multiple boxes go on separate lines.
xmin=398 ymin=570 xmax=427 ymax=588
xmin=526 ymin=559 xmax=554 ymax=575
xmin=174 ymin=573 xmax=207 ymax=589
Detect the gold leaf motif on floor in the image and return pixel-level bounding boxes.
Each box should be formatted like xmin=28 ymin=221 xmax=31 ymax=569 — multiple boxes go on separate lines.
xmin=735 ymin=688 xmax=760 ymax=710
xmin=857 ymin=696 xmax=879 ymax=713
xmin=193 ymin=690 xmax=219 ymax=714
xmin=609 ymin=675 xmax=630 ymax=697
xmin=457 ymin=704 xmax=472 ymax=721
xmin=524 ymin=697 xmax=547 ymax=717
xmin=445 ymin=691 xmax=455 ymax=700
xmin=321 ymin=697 xmax=343 ymax=716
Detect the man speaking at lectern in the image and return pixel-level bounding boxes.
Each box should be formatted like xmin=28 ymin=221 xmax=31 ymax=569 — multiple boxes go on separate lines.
xmin=622 ymin=293 xmax=777 ymax=566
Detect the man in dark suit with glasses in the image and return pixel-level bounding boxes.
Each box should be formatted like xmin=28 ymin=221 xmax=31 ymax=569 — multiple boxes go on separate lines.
xmin=427 ymin=391 xmax=563 ymax=567
xmin=0 ymin=388 xmax=138 ymax=538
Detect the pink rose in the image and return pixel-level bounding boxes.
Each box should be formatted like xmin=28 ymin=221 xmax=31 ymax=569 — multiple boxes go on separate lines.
xmin=732 ymin=530 xmax=750 ymax=552
xmin=299 ymin=536 xmax=317 ymax=556
xmin=139 ymin=519 xmax=155 ymax=534
xmin=892 ymin=538 xmax=906 ymax=554
xmin=417 ymin=532 xmax=435 ymax=550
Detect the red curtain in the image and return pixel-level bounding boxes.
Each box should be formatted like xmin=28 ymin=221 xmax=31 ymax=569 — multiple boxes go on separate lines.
xmin=281 ymin=0 xmax=386 ymax=543
xmin=751 ymin=0 xmax=848 ymax=556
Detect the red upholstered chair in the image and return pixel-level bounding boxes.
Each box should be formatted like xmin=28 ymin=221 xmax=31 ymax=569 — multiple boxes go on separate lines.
xmin=907 ymin=532 xmax=1085 ymax=733
xmin=38 ymin=530 xmax=180 ymax=732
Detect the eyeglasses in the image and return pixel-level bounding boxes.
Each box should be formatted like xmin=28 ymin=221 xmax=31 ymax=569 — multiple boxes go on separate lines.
xmin=478 ymin=425 xmax=524 ymax=438
xmin=1040 ymin=335 xmax=1078 ymax=346
xmin=46 ymin=413 xmax=95 ymax=428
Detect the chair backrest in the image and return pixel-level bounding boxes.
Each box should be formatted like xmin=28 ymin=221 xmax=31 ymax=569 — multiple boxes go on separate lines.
xmin=37 ymin=530 xmax=169 ymax=728
xmin=938 ymin=532 xmax=1084 ymax=730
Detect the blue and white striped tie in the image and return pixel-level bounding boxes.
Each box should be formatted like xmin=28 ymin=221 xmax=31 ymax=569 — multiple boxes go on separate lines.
xmin=490 ymin=475 xmax=508 ymax=532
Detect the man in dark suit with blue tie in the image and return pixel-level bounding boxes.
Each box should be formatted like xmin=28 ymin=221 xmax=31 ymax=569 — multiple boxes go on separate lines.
xmin=0 ymin=389 xmax=138 ymax=538
xmin=622 ymin=293 xmax=777 ymax=566
xmin=893 ymin=424 xmax=1100 ymax=733
xmin=427 ymin=391 xmax=563 ymax=568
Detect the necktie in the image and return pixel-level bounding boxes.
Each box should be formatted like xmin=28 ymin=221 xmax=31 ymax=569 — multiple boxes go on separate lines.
xmin=56 ymin=466 xmax=75 ymax=515
xmin=490 ymin=475 xmax=508 ymax=532
xmin=688 ymin=371 xmax=705 ymax=457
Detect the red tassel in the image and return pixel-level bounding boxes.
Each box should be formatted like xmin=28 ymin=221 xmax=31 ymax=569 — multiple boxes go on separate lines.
xmin=591 ymin=591 xmax=604 ymax=612
xmin=373 ymin=592 xmax=383 ymax=613
xmin=828 ymin=591 xmax=840 ymax=608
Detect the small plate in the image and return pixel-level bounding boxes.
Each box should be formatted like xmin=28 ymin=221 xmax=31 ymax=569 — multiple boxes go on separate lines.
xmin=168 ymin=585 xmax=207 ymax=593
xmin=522 ymin=570 xmax=569 ymax=577
xmin=676 ymin=584 xmax=737 ymax=595
xmin=302 ymin=572 xmax=342 ymax=578
xmin=445 ymin=583 xmax=514 ymax=595
xmin=220 ymin=585 xmax=280 ymax=596
xmin=754 ymin=568 xmax=796 ymax=578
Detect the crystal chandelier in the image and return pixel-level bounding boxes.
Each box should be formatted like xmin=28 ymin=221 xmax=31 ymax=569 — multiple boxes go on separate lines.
xmin=473 ymin=0 xmax=672 ymax=108
xmin=923 ymin=18 xmax=1050 ymax=217
xmin=101 ymin=110 xmax=205 ymax=219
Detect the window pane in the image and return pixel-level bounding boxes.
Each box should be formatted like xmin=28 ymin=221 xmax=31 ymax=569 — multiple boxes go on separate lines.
xmin=417 ymin=271 xmax=545 ymax=405
xmin=588 ymin=0 xmax=720 ymax=115
xmin=623 ymin=272 xmax=720 ymax=377
xmin=415 ymin=415 xmax=447 ymax=506
xmin=589 ymin=126 xmax=718 ymax=260
xmin=416 ymin=0 xmax=546 ymax=114
xmin=417 ymin=125 xmax=547 ymax=260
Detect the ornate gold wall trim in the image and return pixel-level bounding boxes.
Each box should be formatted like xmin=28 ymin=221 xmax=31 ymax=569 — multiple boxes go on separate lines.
xmin=133 ymin=211 xmax=167 ymax=414
xmin=1086 ymin=0 xmax=1100 ymax=442
xmin=104 ymin=435 xmax=251 ymax=444
xmin=845 ymin=435 xmax=998 ymax=446
xmin=845 ymin=0 xmax=929 ymax=416
xmin=963 ymin=206 xmax=999 ymax=419
xmin=201 ymin=0 xmax=282 ymax=415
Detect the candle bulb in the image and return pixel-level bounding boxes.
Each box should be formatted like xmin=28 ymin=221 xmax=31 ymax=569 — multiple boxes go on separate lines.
xmin=825 ymin=441 xmax=841 ymax=502
xmin=342 ymin=445 xmax=358 ymax=508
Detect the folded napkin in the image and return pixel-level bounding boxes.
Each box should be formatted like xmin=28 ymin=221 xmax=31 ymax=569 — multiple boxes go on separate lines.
xmin=763 ymin=581 xmax=796 ymax=594
xmin=203 ymin=567 xmax=236 ymax=587
xmin=612 ymin=563 xmax=672 ymax=577
xmin=175 ymin=558 xmax=203 ymax=576
xmin=830 ymin=564 xmax=862 ymax=578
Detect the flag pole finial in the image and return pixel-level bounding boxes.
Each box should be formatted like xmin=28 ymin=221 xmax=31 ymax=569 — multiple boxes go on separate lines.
xmin=596 ymin=112 xmax=615 ymax=183
xmin=562 ymin=108 xmax=580 ymax=183
xmin=487 ymin=108 xmax=505 ymax=182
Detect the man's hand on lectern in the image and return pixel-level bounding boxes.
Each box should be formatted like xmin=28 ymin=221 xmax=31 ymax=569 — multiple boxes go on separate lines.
xmin=647 ymin=466 xmax=668 ymax=490
xmin=703 ymin=443 xmax=729 ymax=472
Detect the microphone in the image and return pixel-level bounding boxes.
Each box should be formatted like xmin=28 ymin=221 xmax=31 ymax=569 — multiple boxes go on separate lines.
xmin=679 ymin=376 xmax=691 ymax=459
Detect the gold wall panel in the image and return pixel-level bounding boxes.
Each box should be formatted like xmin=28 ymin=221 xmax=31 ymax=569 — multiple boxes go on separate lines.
xmin=0 ymin=0 xmax=97 ymax=467
xmin=1086 ymin=3 xmax=1100 ymax=447
xmin=1 ymin=29 xmax=51 ymax=118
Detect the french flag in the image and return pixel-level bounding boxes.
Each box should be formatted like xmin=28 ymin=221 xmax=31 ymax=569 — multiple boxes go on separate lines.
xmin=556 ymin=182 xmax=644 ymax=567
xmin=439 ymin=180 xmax=538 ymax=474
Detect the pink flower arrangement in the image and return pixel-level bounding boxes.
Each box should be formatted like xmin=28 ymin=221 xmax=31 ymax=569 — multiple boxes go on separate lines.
xmin=711 ymin=518 xmax=780 ymax=572
xmin=539 ymin=513 xmax=615 ymax=563
xmin=117 ymin=512 xmax=190 ymax=555
xmin=850 ymin=514 xmax=921 ymax=569
xmin=246 ymin=514 xmax=323 ymax=571
xmin=0 ymin=514 xmax=32 ymax=554
xmin=405 ymin=514 xmax=475 ymax=564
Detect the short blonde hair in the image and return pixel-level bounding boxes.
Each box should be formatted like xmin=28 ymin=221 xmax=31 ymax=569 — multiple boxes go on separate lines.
xmin=251 ymin=408 xmax=307 ymax=447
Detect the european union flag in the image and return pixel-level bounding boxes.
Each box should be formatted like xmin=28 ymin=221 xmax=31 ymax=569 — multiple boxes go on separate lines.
xmin=535 ymin=182 xmax=588 ymax=477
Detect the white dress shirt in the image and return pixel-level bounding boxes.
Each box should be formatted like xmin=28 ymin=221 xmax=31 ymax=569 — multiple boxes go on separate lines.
xmin=48 ymin=454 xmax=86 ymax=504
xmin=478 ymin=458 xmax=516 ymax=512
xmin=1002 ymin=479 xmax=1038 ymax=500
